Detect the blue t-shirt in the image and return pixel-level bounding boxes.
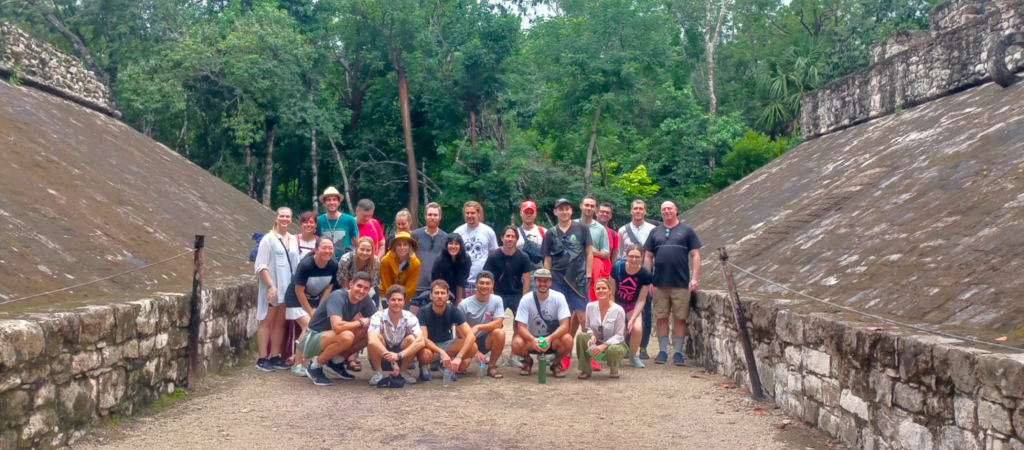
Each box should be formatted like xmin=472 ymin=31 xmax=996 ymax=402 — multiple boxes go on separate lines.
xmin=316 ymin=213 xmax=359 ymax=259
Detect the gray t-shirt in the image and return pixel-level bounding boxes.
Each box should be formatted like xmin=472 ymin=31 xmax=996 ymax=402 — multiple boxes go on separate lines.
xmin=411 ymin=227 xmax=448 ymax=296
xmin=307 ymin=289 xmax=375 ymax=333
xmin=514 ymin=290 xmax=571 ymax=337
xmin=458 ymin=294 xmax=505 ymax=337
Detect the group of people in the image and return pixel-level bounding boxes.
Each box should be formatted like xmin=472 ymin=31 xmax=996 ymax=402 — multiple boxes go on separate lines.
xmin=251 ymin=187 xmax=702 ymax=386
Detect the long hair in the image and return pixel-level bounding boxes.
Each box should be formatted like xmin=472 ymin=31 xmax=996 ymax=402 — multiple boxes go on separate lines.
xmin=353 ymin=236 xmax=375 ymax=273
xmin=268 ymin=207 xmax=293 ymax=247
xmin=433 ymin=233 xmax=471 ymax=288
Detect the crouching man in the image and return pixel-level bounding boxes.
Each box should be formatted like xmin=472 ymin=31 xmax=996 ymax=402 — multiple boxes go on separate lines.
xmin=511 ymin=269 xmax=572 ymax=378
xmin=416 ymin=280 xmax=478 ymax=381
xmin=367 ymin=285 xmax=425 ymax=385
xmin=297 ymin=272 xmax=375 ymax=386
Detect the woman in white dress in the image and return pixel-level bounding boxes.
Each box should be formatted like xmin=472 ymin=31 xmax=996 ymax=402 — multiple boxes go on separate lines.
xmin=253 ymin=207 xmax=294 ymax=372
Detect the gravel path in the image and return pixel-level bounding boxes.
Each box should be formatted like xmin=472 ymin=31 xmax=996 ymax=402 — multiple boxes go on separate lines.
xmin=73 ymin=323 xmax=837 ymax=450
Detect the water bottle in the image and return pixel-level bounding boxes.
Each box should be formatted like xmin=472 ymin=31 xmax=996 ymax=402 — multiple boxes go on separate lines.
xmin=442 ymin=368 xmax=452 ymax=387
xmin=477 ymin=362 xmax=486 ymax=378
xmin=538 ymin=356 xmax=547 ymax=384
xmin=588 ymin=344 xmax=606 ymax=361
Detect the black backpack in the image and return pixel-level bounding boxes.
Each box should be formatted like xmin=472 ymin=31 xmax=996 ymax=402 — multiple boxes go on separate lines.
xmin=518 ymin=227 xmax=545 ymax=264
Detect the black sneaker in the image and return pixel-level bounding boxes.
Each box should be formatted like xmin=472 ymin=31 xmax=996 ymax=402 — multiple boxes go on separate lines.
xmin=305 ymin=365 xmax=332 ymax=386
xmin=323 ymin=360 xmax=355 ymax=380
xmin=254 ymin=357 xmax=274 ymax=372
xmin=638 ymin=347 xmax=650 ymax=360
xmin=268 ymin=355 xmax=290 ymax=370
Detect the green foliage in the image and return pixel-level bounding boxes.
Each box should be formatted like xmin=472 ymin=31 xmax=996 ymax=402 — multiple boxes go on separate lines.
xmin=614 ymin=165 xmax=660 ymax=197
xmin=711 ymin=131 xmax=798 ymax=190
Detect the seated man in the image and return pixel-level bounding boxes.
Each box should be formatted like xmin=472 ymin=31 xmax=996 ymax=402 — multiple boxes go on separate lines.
xmin=511 ymin=268 xmax=572 ymax=378
xmin=367 ymin=285 xmax=425 ymax=386
xmin=297 ymin=272 xmax=375 ymax=386
xmin=457 ymin=271 xmax=506 ymax=379
xmin=416 ymin=279 xmax=478 ymax=381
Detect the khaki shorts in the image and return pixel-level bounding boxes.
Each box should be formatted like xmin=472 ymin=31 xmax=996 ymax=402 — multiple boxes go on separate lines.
xmin=297 ymin=329 xmax=325 ymax=359
xmin=652 ymin=287 xmax=691 ymax=322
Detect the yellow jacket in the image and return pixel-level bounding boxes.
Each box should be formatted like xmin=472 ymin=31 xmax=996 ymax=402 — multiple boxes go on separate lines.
xmin=379 ymin=251 xmax=421 ymax=303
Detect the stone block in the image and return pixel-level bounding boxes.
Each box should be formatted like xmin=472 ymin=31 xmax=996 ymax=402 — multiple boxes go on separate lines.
xmin=28 ymin=312 xmax=79 ymax=357
xmin=0 ymin=373 xmax=20 ymax=394
xmin=20 ymin=409 xmax=55 ymax=442
xmin=840 ymin=413 xmax=860 ymax=447
xmin=784 ymin=346 xmax=801 ymax=367
xmin=77 ymin=306 xmax=115 ymax=344
xmin=927 ymin=395 xmax=954 ymax=422
xmin=894 ymin=383 xmax=926 ymax=413
xmin=988 ymin=432 xmax=1012 ymax=450
xmin=97 ymin=369 xmax=125 ymax=410
xmin=1013 ymin=409 xmax=1023 ymax=441
xmin=0 ymin=320 xmax=45 ymax=369
xmin=869 ymin=369 xmax=894 ymax=407
xmin=71 ymin=351 xmax=101 ymax=375
xmin=977 ymin=354 xmax=1024 ymax=400
xmin=898 ymin=420 xmax=935 ymax=450
xmin=33 ymin=383 xmax=54 ymax=408
xmin=111 ymin=303 xmax=139 ymax=344
xmin=0 ymin=389 xmax=29 ymax=428
xmin=819 ymin=409 xmax=841 ymax=437
xmin=938 ymin=426 xmax=982 ymax=450
xmin=58 ymin=377 xmax=96 ymax=426
xmin=132 ymin=300 xmax=159 ymax=336
xmin=840 ymin=389 xmax=871 ymax=421
xmin=1010 ymin=439 xmax=1024 ymax=450
xmin=101 ymin=344 xmax=122 ymax=367
xmin=776 ymin=310 xmax=805 ymax=345
xmin=804 ymin=348 xmax=832 ymax=376
xmin=933 ymin=344 xmax=985 ymax=394
xmin=979 ymin=400 xmax=1014 ymax=435
xmin=898 ymin=335 xmax=936 ymax=388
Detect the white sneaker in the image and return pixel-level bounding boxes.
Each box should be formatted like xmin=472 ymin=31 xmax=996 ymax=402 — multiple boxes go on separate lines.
xmin=369 ymin=371 xmax=384 ymax=386
xmin=510 ymin=357 xmax=523 ymax=368
xmin=401 ymin=370 xmax=418 ymax=384
xmin=495 ymin=355 xmax=507 ymax=368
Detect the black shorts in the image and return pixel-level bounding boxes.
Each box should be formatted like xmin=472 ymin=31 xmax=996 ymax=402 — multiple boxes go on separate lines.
xmin=475 ymin=333 xmax=490 ymax=354
xmin=381 ymin=343 xmax=404 ymax=372
xmin=496 ymin=291 xmax=522 ymax=317
xmin=527 ymin=335 xmax=556 ymax=355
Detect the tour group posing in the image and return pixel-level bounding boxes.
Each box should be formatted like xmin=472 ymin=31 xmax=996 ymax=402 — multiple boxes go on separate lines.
xmin=252 ymin=187 xmax=702 ymax=387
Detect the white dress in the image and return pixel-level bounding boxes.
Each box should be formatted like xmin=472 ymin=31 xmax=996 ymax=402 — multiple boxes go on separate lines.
xmin=253 ymin=232 xmax=293 ymax=321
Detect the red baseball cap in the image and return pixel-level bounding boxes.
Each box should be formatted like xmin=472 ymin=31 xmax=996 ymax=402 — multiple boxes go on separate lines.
xmin=520 ymin=200 xmax=537 ymax=213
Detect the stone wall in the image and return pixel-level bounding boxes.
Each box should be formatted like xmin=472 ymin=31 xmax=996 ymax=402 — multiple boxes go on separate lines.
xmin=690 ymin=290 xmax=1024 ymax=450
xmin=0 ymin=279 xmax=257 ymax=450
xmin=0 ymin=21 xmax=118 ymax=118
xmin=799 ymin=0 xmax=1024 ymax=139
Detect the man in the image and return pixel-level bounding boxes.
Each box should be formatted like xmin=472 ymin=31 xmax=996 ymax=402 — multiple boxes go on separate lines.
xmin=316 ymin=187 xmax=359 ymax=259
xmin=416 ymin=280 xmax=478 ymax=381
xmin=355 ymin=198 xmax=386 ymax=258
xmin=597 ymin=203 xmax=619 ymax=260
xmin=484 ymin=225 xmax=532 ymax=316
xmin=457 ymin=271 xmax=506 ymax=378
xmin=410 ymin=202 xmax=448 ymax=312
xmin=618 ymin=199 xmax=658 ymax=359
xmin=367 ymin=285 xmax=425 ymax=385
xmin=511 ymin=269 xmax=572 ymax=378
xmin=453 ymin=201 xmax=498 ymax=297
xmin=644 ymin=201 xmax=702 ymax=366
xmin=515 ymin=200 xmax=546 ymax=271
xmin=578 ymin=196 xmax=610 ymax=261
xmin=542 ymin=198 xmax=592 ymax=372
xmin=297 ymin=272 xmax=376 ymax=386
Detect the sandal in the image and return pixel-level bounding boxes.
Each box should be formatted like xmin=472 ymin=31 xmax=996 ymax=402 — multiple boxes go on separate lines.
xmin=551 ymin=363 xmax=566 ymax=378
xmin=519 ymin=357 xmax=534 ymax=376
xmin=609 ymin=372 xmax=620 ymax=379
xmin=347 ymin=360 xmax=362 ymax=372
xmin=578 ymin=372 xmax=591 ymax=380
xmin=488 ymin=367 xmax=504 ymax=379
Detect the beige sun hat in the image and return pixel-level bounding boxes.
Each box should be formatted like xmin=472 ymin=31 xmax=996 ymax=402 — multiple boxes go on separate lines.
xmin=318 ymin=186 xmax=344 ymax=204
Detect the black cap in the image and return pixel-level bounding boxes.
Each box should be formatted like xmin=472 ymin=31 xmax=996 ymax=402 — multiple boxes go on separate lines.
xmin=554 ymin=198 xmax=571 ymax=208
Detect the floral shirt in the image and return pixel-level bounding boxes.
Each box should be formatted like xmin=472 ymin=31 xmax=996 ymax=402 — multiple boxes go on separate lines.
xmin=369 ymin=310 xmax=421 ymax=348
xmin=337 ymin=251 xmax=381 ymax=288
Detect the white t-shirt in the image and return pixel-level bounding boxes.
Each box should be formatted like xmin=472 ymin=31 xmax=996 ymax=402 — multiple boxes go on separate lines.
xmin=515 ymin=290 xmax=570 ymax=336
xmin=515 ymin=225 xmax=545 ymax=250
xmin=453 ymin=223 xmax=499 ymax=284
xmin=619 ymin=221 xmax=656 ymax=249
xmin=458 ymin=294 xmax=505 ymax=338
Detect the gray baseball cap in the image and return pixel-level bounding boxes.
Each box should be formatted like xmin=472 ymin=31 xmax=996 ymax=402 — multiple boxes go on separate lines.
xmin=533 ymin=268 xmax=553 ymax=279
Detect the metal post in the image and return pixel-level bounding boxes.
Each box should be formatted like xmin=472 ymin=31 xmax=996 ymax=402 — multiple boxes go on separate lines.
xmin=187 ymin=235 xmax=205 ymax=391
xmin=718 ymin=247 xmax=765 ymax=401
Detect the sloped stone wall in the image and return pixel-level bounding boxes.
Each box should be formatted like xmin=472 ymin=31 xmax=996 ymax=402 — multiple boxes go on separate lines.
xmin=800 ymin=0 xmax=1024 ymax=139
xmin=690 ymin=290 xmax=1024 ymax=450
xmin=0 ymin=279 xmax=257 ymax=449
xmin=0 ymin=21 xmax=118 ymax=117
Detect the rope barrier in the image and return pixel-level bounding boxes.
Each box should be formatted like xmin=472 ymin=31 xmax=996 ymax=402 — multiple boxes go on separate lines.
xmin=205 ymin=248 xmax=251 ymax=261
xmin=717 ymin=260 xmax=1023 ymax=353
xmin=0 ymin=249 xmax=194 ymax=307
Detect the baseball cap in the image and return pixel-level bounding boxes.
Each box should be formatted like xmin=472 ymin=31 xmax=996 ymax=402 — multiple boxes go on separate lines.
xmin=533 ymin=268 xmax=553 ymax=279
xmin=520 ymin=200 xmax=537 ymax=213
xmin=553 ymin=198 xmax=571 ymax=208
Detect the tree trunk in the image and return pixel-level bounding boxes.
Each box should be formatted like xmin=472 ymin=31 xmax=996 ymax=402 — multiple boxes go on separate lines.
xmin=594 ymin=140 xmax=608 ymax=187
xmin=348 ymin=87 xmax=366 ymax=132
xmin=422 ymin=157 xmax=429 ymax=206
xmin=246 ymin=144 xmax=256 ymax=199
xmin=262 ymin=120 xmax=276 ymax=207
xmin=469 ymin=107 xmax=483 ymax=204
xmin=326 ymin=134 xmax=355 ymax=214
xmin=396 ymin=64 xmax=419 ymax=228
xmin=495 ymin=109 xmax=507 ymax=150
xmin=706 ymin=43 xmax=717 ymax=118
xmin=583 ymin=99 xmax=604 ymax=196
xmin=310 ymin=128 xmax=318 ymax=212
xmin=704 ymin=0 xmax=731 ymax=120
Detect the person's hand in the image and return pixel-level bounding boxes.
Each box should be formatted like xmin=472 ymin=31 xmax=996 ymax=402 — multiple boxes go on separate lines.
xmin=689 ymin=279 xmax=699 ymax=292
xmin=591 ymin=344 xmax=607 ymax=358
xmin=475 ymin=351 xmax=487 ymax=363
xmin=384 ymin=352 xmax=398 ymax=363
xmin=469 ymin=325 xmax=480 ymax=336
xmin=266 ymin=286 xmax=277 ymax=300
xmin=587 ymin=335 xmax=597 ymax=348
xmin=532 ymin=337 xmax=544 ymax=353
xmin=452 ymin=356 xmax=463 ymax=370
xmin=439 ymin=352 xmax=453 ymax=369
xmin=305 ymin=307 xmax=314 ymax=317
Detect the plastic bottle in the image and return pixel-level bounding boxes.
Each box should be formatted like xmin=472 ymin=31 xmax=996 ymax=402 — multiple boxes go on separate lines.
xmin=588 ymin=344 xmax=605 ymax=361
xmin=442 ymin=368 xmax=452 ymax=387
xmin=537 ymin=336 xmax=548 ymax=350
xmin=477 ymin=362 xmax=486 ymax=378
xmin=538 ymin=356 xmax=547 ymax=384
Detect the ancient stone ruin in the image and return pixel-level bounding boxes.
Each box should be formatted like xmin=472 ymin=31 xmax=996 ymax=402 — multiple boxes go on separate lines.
xmin=687 ymin=0 xmax=1024 ymax=448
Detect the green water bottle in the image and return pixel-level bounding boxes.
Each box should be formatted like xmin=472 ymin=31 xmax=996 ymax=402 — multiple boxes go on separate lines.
xmin=538 ymin=356 xmax=547 ymax=384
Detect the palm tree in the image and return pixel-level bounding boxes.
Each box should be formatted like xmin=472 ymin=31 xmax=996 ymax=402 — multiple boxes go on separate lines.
xmin=755 ymin=39 xmax=825 ymax=135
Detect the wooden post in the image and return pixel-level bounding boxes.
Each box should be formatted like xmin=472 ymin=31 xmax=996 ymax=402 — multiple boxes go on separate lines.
xmin=187 ymin=235 xmax=205 ymax=391
xmin=718 ymin=247 xmax=765 ymax=401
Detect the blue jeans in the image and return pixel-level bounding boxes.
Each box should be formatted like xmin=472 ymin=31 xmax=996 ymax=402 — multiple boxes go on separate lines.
xmin=641 ymin=294 xmax=652 ymax=348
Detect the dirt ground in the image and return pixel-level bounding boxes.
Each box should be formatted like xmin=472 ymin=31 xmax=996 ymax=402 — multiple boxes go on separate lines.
xmin=73 ymin=321 xmax=840 ymax=450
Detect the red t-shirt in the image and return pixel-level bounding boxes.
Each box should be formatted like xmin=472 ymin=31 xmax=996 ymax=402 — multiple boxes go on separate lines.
xmin=358 ymin=218 xmax=384 ymax=253
xmin=605 ymin=225 xmax=619 ymax=257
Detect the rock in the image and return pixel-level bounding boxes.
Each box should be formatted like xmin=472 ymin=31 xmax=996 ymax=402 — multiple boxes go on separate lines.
xmin=71 ymin=351 xmax=101 ymax=375
xmin=78 ymin=306 xmax=115 ymax=344
xmin=819 ymin=409 xmax=840 ymax=437
xmin=933 ymin=344 xmax=985 ymax=394
xmin=0 ymin=320 xmax=45 ymax=369
xmin=111 ymin=303 xmax=139 ymax=344
xmin=869 ymin=369 xmax=894 ymax=407
xmin=97 ymin=369 xmax=126 ymax=410
xmin=938 ymin=426 xmax=982 ymax=450
xmin=20 ymin=409 xmax=55 ymax=442
xmin=898 ymin=335 xmax=936 ymax=388
xmin=840 ymin=389 xmax=871 ymax=421
xmin=894 ymin=383 xmax=926 ymax=413
xmin=1013 ymin=409 xmax=1023 ymax=442
xmin=803 ymin=348 xmax=832 ymax=376
xmin=978 ymin=400 xmax=1014 ymax=435
xmin=58 ymin=377 xmax=96 ymax=426
xmin=840 ymin=413 xmax=859 ymax=447
xmin=132 ymin=300 xmax=159 ymax=336
xmin=776 ymin=311 xmax=805 ymax=345
xmin=0 ymin=374 xmax=20 ymax=393
xmin=33 ymin=383 xmax=55 ymax=407
xmin=0 ymin=389 xmax=29 ymax=427
xmin=898 ymin=420 xmax=935 ymax=450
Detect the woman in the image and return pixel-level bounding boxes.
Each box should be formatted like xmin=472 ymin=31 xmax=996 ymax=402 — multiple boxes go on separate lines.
xmin=432 ymin=233 xmax=471 ymax=306
xmin=611 ymin=245 xmax=652 ymax=369
xmin=292 ymin=211 xmax=319 ymax=268
xmin=253 ymin=207 xmax=294 ymax=372
xmin=379 ymin=231 xmax=420 ymax=307
xmin=338 ymin=236 xmax=382 ymax=303
xmin=577 ymin=278 xmax=628 ymax=379
xmin=384 ymin=209 xmax=413 ymax=250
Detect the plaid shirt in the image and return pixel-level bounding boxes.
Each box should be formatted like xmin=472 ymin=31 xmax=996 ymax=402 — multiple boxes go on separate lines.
xmin=369 ymin=310 xmax=421 ymax=348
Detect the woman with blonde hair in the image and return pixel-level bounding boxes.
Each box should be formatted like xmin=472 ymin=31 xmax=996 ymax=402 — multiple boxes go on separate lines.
xmin=379 ymin=231 xmax=421 ymax=307
xmin=577 ymin=277 xmax=628 ymax=379
xmin=338 ymin=236 xmax=382 ymax=303
xmin=253 ymin=207 xmax=294 ymax=372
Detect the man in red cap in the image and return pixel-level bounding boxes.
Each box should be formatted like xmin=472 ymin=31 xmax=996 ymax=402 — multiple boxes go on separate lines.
xmin=515 ymin=200 xmax=546 ymax=273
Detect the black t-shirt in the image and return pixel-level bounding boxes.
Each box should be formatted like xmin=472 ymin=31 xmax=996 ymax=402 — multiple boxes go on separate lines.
xmin=540 ymin=222 xmax=592 ymax=292
xmin=643 ymin=223 xmax=702 ymax=288
xmin=611 ymin=260 xmax=654 ymax=312
xmin=483 ymin=249 xmax=532 ymax=297
xmin=307 ymin=289 xmax=376 ymax=333
xmin=416 ymin=303 xmax=466 ymax=344
xmin=284 ymin=257 xmax=340 ymax=308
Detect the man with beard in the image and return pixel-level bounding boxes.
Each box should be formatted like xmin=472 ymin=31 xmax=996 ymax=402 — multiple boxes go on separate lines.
xmin=298 ymin=272 xmax=375 ymax=386
xmin=315 ymin=187 xmax=358 ymax=259
xmin=453 ymin=201 xmax=498 ymax=298
xmin=410 ymin=202 xmax=448 ymax=312
xmin=511 ymin=269 xmax=572 ymax=378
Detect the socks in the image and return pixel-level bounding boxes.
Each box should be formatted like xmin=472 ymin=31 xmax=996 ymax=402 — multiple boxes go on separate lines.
xmin=420 ymin=364 xmax=429 ymax=375
xmin=673 ymin=337 xmax=684 ymax=355
xmin=309 ymin=359 xmax=322 ymax=369
xmin=658 ymin=337 xmax=669 ymax=353
xmin=331 ymin=355 xmax=346 ymax=364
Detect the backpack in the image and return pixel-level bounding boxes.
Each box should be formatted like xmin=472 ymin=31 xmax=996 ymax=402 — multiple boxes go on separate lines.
xmin=248 ymin=232 xmax=264 ymax=262
xmin=518 ymin=226 xmax=545 ymax=264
